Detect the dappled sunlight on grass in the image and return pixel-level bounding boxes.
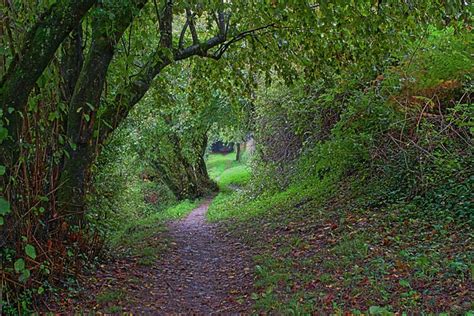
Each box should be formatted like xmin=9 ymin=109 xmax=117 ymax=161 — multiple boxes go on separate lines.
xmin=206 ymin=153 xmax=252 ymax=220
xmin=207 ymin=153 xmax=241 ymax=180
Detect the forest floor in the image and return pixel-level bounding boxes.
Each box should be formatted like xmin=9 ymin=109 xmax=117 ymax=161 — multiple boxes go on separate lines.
xmin=54 ymin=198 xmax=254 ymax=313
xmin=49 ymin=154 xmax=472 ymax=313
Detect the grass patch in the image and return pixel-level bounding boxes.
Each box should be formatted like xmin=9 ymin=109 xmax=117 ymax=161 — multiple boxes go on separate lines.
xmin=207 ymin=174 xmax=334 ymax=221
xmin=218 ymin=164 xmax=251 ymax=189
xmin=96 ymin=289 xmax=125 ymax=304
xmin=221 ymin=183 xmax=473 ymax=313
xmin=109 ymin=199 xmax=201 ymax=265
xmin=207 ymin=153 xmax=241 ymax=179
xmin=331 ymin=234 xmax=369 ymax=265
xmin=206 ymin=153 xmax=252 ymax=220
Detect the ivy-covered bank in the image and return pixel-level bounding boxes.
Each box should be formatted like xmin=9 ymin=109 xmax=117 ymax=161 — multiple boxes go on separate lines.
xmin=207 ymin=28 xmax=473 ymax=313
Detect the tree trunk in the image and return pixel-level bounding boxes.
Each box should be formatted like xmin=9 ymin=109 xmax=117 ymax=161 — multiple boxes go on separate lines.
xmin=60 ymin=26 xmax=84 ymax=105
xmin=0 ymin=0 xmax=96 ymax=169
xmin=57 ymin=142 xmax=94 ymax=226
xmin=58 ymin=0 xmax=147 ymax=221
xmin=194 ymin=133 xmax=218 ymax=194
xmin=152 ymin=131 xmax=217 ymax=200
xmin=194 ymin=154 xmax=218 ymax=193
xmin=236 ymin=143 xmax=241 ymax=161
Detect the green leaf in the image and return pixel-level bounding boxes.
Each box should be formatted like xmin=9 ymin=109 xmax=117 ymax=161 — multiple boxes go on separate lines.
xmin=14 ymin=258 xmax=25 ymax=273
xmin=48 ymin=111 xmax=60 ymax=121
xmin=0 ymin=216 xmax=4 ymax=225
xmin=38 ymin=286 xmax=45 ymax=294
xmin=399 ymin=279 xmax=411 ymax=288
xmin=0 ymin=165 xmax=5 ymax=176
xmin=369 ymin=305 xmax=392 ymax=315
xmin=19 ymin=269 xmax=31 ymax=282
xmin=25 ymin=244 xmax=37 ymax=259
xmin=0 ymin=197 xmax=10 ymax=215
xmin=0 ymin=127 xmax=7 ymax=143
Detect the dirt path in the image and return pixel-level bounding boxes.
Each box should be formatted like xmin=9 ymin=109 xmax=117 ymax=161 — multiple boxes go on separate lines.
xmin=65 ymin=198 xmax=254 ymax=314
xmin=130 ymin=198 xmax=254 ymax=313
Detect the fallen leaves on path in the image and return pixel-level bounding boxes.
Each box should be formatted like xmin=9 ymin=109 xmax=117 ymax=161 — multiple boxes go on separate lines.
xmin=52 ymin=198 xmax=254 ymax=314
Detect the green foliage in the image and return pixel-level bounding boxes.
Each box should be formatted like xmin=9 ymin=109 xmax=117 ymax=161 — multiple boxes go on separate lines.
xmin=1 ymin=0 xmax=472 ymax=312
xmin=14 ymin=258 xmax=25 ymax=273
xmin=24 ymin=244 xmax=37 ymax=260
xmin=0 ymin=197 xmax=10 ymax=225
xmin=383 ymin=26 xmax=474 ymax=92
xmin=0 ymin=197 xmax=11 ymax=215
xmin=207 ymin=26 xmax=473 ymax=313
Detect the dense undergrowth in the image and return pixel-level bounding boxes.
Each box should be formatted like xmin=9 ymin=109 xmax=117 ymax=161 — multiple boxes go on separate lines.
xmin=207 ymin=28 xmax=473 ymax=313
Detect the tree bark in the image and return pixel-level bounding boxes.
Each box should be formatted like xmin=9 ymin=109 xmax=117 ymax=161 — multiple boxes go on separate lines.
xmin=236 ymin=143 xmax=241 ymax=161
xmin=60 ymin=26 xmax=84 ymax=105
xmin=0 ymin=0 xmax=96 ymax=169
xmin=58 ymin=0 xmax=147 ymax=223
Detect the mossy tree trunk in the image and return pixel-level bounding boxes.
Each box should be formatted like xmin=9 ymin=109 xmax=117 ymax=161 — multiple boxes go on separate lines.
xmin=152 ymin=132 xmax=217 ymax=200
xmin=236 ymin=143 xmax=241 ymax=161
xmin=58 ymin=0 xmax=147 ymax=224
xmin=0 ymin=0 xmax=96 ymax=171
xmin=59 ymin=27 xmax=84 ymax=106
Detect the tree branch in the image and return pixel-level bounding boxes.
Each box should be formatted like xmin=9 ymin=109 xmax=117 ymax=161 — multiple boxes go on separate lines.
xmin=99 ymin=14 xmax=276 ymax=148
xmin=216 ymin=10 xmax=226 ymax=36
xmin=211 ymin=23 xmax=276 ymax=60
xmin=159 ymin=0 xmax=173 ymax=48
xmin=178 ymin=19 xmax=189 ymax=49
xmin=186 ymin=8 xmax=199 ymax=45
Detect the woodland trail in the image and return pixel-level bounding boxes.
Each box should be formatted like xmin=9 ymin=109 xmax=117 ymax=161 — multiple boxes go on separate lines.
xmin=140 ymin=198 xmax=255 ymax=313
xmin=65 ymin=198 xmax=255 ymax=314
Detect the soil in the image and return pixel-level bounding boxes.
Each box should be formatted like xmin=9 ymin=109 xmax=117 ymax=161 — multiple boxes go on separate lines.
xmin=55 ymin=198 xmax=255 ymax=314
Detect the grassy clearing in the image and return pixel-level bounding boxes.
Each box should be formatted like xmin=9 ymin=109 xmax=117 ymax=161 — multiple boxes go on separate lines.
xmin=218 ymin=164 xmax=251 ymax=188
xmin=208 ymin=172 xmax=335 ymax=221
xmin=205 ymin=153 xmax=251 ymax=220
xmin=207 ymin=153 xmax=241 ymax=179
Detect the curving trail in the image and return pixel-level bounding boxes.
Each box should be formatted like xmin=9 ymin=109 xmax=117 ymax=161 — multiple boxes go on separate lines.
xmin=128 ymin=198 xmax=254 ymax=313
xmin=66 ymin=198 xmax=254 ymax=314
